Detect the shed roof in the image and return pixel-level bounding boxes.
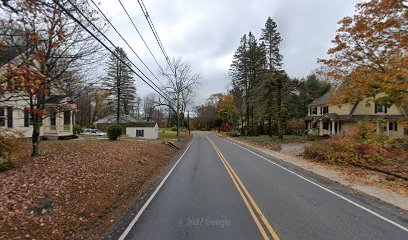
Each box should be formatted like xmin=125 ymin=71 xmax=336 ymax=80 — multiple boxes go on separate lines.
xmin=95 ymin=114 xmax=155 ymax=127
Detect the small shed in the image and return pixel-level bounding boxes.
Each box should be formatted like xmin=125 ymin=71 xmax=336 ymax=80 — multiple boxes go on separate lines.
xmin=126 ymin=122 xmax=158 ymax=139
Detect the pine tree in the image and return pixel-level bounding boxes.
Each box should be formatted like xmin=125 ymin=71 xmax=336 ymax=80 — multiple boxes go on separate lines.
xmin=260 ymin=17 xmax=286 ymax=139
xmin=103 ymin=47 xmax=136 ymax=123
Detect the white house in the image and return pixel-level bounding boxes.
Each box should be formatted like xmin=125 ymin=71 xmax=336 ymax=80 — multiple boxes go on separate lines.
xmin=94 ymin=114 xmax=159 ymax=139
xmin=0 ymin=47 xmax=76 ymax=139
xmin=126 ymin=122 xmax=159 ymax=139
xmin=0 ymin=95 xmax=76 ymax=139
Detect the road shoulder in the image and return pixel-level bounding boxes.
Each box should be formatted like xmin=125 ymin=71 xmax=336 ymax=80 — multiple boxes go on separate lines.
xmin=106 ymin=136 xmax=194 ymax=240
xmin=219 ymin=134 xmax=408 ymax=211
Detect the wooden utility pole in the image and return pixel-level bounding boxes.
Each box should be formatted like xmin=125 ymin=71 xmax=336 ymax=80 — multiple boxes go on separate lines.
xmin=188 ymin=110 xmax=190 ymax=135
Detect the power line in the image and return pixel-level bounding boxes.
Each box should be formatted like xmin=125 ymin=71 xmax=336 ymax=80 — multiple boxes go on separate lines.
xmin=65 ymin=0 xmax=173 ymax=105
xmin=137 ymin=0 xmax=173 ymax=72
xmin=52 ymin=0 xmax=175 ymax=108
xmin=89 ymin=0 xmax=166 ymax=90
xmin=118 ymin=0 xmax=167 ymax=77
xmin=117 ymin=0 xmax=174 ymax=92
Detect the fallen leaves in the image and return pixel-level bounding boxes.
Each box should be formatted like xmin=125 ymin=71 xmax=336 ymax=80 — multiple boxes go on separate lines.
xmin=0 ymin=138 xmax=183 ymax=239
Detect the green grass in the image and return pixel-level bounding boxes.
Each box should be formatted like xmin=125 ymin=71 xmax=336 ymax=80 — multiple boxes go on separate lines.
xmin=239 ymin=135 xmax=308 ymax=145
xmin=159 ymin=128 xmax=188 ymax=139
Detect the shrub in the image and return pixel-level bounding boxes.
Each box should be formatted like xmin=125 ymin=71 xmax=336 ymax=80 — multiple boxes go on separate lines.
xmin=286 ymin=118 xmax=305 ymax=135
xmin=73 ymin=124 xmax=83 ymax=135
xmin=107 ymin=124 xmax=123 ymax=140
xmin=0 ymin=158 xmax=14 ymax=172
xmin=171 ymin=126 xmax=177 ymax=131
xmin=304 ymin=141 xmax=355 ymax=165
xmin=226 ymin=131 xmax=240 ymax=137
xmin=0 ymin=129 xmax=20 ymax=172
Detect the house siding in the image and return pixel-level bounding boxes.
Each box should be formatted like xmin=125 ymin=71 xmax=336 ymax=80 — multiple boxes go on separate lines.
xmin=306 ymin=94 xmax=406 ymax=138
xmin=0 ymin=99 xmax=74 ymax=138
xmin=126 ymin=124 xmax=158 ymax=139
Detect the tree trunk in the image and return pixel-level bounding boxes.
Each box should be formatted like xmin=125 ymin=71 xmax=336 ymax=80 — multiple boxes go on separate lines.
xmin=277 ymin=78 xmax=283 ymax=139
xmin=176 ymin=92 xmax=180 ymax=141
xmin=240 ymin=116 xmax=244 ymax=135
xmin=32 ymin=117 xmax=41 ymax=157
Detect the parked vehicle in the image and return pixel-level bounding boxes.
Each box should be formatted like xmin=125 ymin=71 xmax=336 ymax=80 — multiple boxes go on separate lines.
xmin=81 ymin=129 xmax=107 ymax=136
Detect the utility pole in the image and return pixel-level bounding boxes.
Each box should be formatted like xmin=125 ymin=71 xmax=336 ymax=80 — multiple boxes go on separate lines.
xmin=174 ymin=66 xmax=180 ymax=141
xmin=187 ymin=110 xmax=190 ymax=135
xmin=158 ymin=104 xmax=160 ymax=127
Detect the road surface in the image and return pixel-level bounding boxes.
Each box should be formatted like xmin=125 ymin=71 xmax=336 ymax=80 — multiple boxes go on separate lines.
xmin=119 ymin=132 xmax=408 ymax=240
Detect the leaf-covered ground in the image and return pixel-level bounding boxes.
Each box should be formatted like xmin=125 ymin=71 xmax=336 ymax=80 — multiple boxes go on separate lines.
xmin=223 ymin=133 xmax=408 ymax=196
xmin=0 ymin=138 xmax=187 ymax=239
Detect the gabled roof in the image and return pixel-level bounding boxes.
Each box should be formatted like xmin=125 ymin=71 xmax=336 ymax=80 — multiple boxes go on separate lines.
xmin=45 ymin=95 xmax=70 ymax=104
xmin=95 ymin=114 xmax=143 ymax=124
xmin=0 ymin=46 xmax=23 ymax=67
xmin=309 ymin=91 xmax=331 ymax=106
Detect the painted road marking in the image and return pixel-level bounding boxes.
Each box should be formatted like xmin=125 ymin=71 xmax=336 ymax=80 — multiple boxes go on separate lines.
xmin=221 ymin=135 xmax=408 ymax=233
xmin=118 ymin=135 xmax=195 ymax=240
xmin=204 ymin=134 xmax=280 ymax=240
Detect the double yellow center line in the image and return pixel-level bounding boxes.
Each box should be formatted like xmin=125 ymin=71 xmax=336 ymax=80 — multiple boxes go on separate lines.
xmin=204 ymin=134 xmax=280 ymax=240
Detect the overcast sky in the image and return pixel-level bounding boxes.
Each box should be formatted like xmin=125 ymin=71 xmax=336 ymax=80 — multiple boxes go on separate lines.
xmin=98 ymin=0 xmax=359 ymax=107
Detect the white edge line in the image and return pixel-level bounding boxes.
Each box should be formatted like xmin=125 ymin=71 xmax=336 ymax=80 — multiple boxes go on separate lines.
xmin=219 ymin=135 xmax=408 ymax=233
xmin=118 ymin=135 xmax=195 ymax=240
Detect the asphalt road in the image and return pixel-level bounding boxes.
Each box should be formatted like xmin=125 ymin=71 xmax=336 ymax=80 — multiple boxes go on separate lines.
xmin=119 ymin=132 xmax=408 ymax=240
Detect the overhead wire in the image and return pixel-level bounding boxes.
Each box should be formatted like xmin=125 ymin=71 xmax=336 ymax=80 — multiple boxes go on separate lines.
xmin=137 ymin=0 xmax=174 ymax=72
xmin=52 ymin=0 xmax=175 ymax=108
xmin=89 ymin=0 xmax=166 ymax=90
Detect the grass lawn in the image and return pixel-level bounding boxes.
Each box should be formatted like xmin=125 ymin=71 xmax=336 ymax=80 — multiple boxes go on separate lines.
xmin=0 ymin=138 xmax=188 ymax=239
xmin=159 ymin=128 xmax=188 ymax=140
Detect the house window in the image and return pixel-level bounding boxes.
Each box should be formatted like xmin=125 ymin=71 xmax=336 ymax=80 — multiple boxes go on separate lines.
xmin=50 ymin=112 xmax=56 ymax=129
xmin=24 ymin=108 xmax=30 ymax=127
xmin=321 ymin=106 xmax=329 ymax=114
xmin=322 ymin=122 xmax=329 ymax=130
xmin=310 ymin=107 xmax=317 ymax=115
xmin=0 ymin=107 xmax=5 ymax=126
xmin=63 ymin=111 xmax=70 ymax=125
xmin=7 ymin=107 xmax=12 ymax=128
xmin=136 ymin=129 xmax=144 ymax=137
xmin=389 ymin=122 xmax=398 ymax=131
xmin=375 ymin=104 xmax=387 ymax=113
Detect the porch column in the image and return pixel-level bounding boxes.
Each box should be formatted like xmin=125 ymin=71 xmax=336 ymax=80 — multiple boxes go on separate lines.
xmin=70 ymin=111 xmax=73 ymax=133
xmin=56 ymin=112 xmax=60 ymax=135
xmin=319 ymin=121 xmax=323 ymax=136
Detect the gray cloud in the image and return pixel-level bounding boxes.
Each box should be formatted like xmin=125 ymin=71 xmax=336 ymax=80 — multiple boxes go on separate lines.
xmin=99 ymin=0 xmax=358 ymax=106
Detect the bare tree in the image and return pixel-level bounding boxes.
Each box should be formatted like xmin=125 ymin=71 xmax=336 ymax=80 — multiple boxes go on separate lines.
xmin=0 ymin=1 xmax=108 ymax=156
xmin=161 ymin=57 xmax=199 ymax=139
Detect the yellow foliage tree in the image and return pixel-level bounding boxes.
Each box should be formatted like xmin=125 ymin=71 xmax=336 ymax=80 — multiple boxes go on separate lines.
xmin=318 ymin=0 xmax=407 ymax=106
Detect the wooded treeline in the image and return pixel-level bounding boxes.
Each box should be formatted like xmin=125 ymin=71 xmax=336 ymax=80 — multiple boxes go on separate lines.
xmin=195 ymin=17 xmax=330 ymax=137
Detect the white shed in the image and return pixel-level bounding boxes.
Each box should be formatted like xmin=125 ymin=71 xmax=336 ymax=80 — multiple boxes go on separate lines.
xmin=126 ymin=122 xmax=158 ymax=139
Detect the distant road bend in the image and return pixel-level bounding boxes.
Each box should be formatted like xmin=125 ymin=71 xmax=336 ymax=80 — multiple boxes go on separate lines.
xmin=119 ymin=132 xmax=408 ymax=240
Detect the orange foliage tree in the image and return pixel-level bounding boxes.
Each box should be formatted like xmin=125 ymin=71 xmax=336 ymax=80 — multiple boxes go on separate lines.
xmin=318 ymin=0 xmax=407 ymax=106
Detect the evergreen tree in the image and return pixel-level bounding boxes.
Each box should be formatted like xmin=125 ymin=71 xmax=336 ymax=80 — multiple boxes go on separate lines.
xmin=103 ymin=47 xmax=136 ymax=123
xmin=260 ymin=17 xmax=286 ymax=139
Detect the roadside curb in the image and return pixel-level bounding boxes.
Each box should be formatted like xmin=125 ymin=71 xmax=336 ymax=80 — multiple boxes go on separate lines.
xmin=219 ymin=134 xmax=408 ymax=212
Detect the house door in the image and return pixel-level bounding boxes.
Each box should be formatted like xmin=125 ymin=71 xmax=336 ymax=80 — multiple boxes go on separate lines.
xmin=334 ymin=122 xmax=338 ymax=134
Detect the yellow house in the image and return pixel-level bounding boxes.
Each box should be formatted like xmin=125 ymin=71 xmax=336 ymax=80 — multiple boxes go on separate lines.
xmin=305 ymin=91 xmax=407 ymax=137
